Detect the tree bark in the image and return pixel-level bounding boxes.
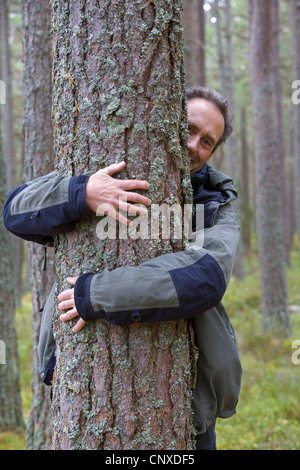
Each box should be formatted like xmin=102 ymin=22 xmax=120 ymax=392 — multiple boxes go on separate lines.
xmin=197 ymin=0 xmax=205 ymax=86
xmin=0 ymin=0 xmax=14 ymax=192
xmin=182 ymin=0 xmax=198 ymax=87
xmin=271 ymin=0 xmax=288 ymax=257
xmin=291 ymin=0 xmax=300 ymax=256
xmin=51 ymin=0 xmax=195 ymax=450
xmin=249 ymin=0 xmax=290 ymax=336
xmin=22 ymin=0 xmax=54 ymax=450
xmin=0 ymin=116 xmax=24 ymax=432
xmin=240 ymin=107 xmax=252 ymax=254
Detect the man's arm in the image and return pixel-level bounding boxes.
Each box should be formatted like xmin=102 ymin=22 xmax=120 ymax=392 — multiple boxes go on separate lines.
xmin=3 ymin=162 xmax=151 ymax=245
xmin=58 ymin=203 xmax=240 ymax=330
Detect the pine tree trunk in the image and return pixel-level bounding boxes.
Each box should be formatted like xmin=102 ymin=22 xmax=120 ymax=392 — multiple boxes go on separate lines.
xmin=0 ymin=119 xmax=24 ymax=432
xmin=22 ymin=0 xmax=54 ymax=449
xmin=224 ymin=0 xmax=245 ymax=281
xmin=249 ymin=0 xmax=290 ymax=336
xmin=291 ymin=0 xmax=300 ymax=256
xmin=0 ymin=0 xmax=24 ymax=307
xmin=240 ymin=107 xmax=252 ymax=254
xmin=197 ymin=0 xmax=205 ymax=86
xmin=182 ymin=0 xmax=198 ymax=87
xmin=50 ymin=0 xmax=195 ymax=450
xmin=0 ymin=0 xmax=14 ymax=192
xmin=271 ymin=0 xmax=288 ymax=258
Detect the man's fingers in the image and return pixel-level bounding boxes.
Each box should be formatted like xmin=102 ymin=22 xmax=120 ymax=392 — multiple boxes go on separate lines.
xmin=98 ymin=161 xmax=150 ymax=193
xmin=72 ymin=319 xmax=87 ymax=333
xmin=58 ymin=298 xmax=75 ymax=311
xmin=120 ymin=191 xmax=151 ymax=207
xmin=67 ymin=276 xmax=78 ymax=286
xmin=58 ymin=288 xmax=74 ymax=302
xmin=59 ymin=308 xmax=78 ymax=322
xmin=100 ymin=161 xmax=126 ymax=176
xmin=119 ymin=179 xmax=150 ymax=192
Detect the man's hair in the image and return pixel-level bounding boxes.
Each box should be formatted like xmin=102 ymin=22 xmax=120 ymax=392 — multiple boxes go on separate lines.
xmin=186 ymin=86 xmax=233 ymax=152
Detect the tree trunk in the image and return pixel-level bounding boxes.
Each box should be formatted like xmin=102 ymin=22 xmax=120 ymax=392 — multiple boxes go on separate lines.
xmin=291 ymin=0 xmax=300 ymax=256
xmin=22 ymin=0 xmax=54 ymax=450
xmin=249 ymin=0 xmax=290 ymax=336
xmin=240 ymin=107 xmax=252 ymax=254
xmin=271 ymin=0 xmax=288 ymax=258
xmin=0 ymin=0 xmax=14 ymax=192
xmin=182 ymin=0 xmax=199 ymax=87
xmin=51 ymin=0 xmax=195 ymax=450
xmin=0 ymin=116 xmax=24 ymax=432
xmin=224 ymin=0 xmax=245 ymax=280
xmin=0 ymin=0 xmax=24 ymax=307
xmin=197 ymin=0 xmax=205 ymax=86
xmin=215 ymin=1 xmax=245 ymax=280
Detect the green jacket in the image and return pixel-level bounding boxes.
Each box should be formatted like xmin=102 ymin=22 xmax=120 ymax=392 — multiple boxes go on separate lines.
xmin=3 ymin=164 xmax=242 ymax=434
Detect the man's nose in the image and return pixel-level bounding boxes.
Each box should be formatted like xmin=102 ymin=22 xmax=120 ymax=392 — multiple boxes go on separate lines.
xmin=188 ymin=136 xmax=199 ymax=154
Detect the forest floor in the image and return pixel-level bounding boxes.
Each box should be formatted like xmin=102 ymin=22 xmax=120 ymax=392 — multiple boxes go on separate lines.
xmin=1 ymin=244 xmax=300 ymax=451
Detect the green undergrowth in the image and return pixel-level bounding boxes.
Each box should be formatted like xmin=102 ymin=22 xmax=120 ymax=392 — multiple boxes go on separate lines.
xmin=1 ymin=250 xmax=300 ymax=450
xmin=216 ymin=249 xmax=300 ymax=450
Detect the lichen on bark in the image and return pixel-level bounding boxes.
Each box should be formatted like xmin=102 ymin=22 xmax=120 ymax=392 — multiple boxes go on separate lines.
xmin=51 ymin=0 xmax=195 ymax=450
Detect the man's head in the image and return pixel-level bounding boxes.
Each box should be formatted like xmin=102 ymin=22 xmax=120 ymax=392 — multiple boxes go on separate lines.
xmin=186 ymin=86 xmax=233 ymax=173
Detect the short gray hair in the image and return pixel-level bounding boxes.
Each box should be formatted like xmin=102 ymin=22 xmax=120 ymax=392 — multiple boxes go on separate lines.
xmin=186 ymin=86 xmax=233 ymax=152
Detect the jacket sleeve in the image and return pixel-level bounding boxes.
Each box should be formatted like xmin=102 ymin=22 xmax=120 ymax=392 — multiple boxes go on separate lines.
xmin=74 ymin=203 xmax=240 ymax=326
xmin=3 ymin=171 xmax=93 ymax=245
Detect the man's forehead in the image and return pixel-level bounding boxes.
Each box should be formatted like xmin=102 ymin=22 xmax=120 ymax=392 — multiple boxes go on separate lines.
xmin=187 ymin=98 xmax=224 ymax=134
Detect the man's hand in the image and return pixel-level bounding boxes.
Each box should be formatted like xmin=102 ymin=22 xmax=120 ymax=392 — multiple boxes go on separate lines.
xmin=85 ymin=161 xmax=151 ymax=225
xmin=58 ymin=277 xmax=86 ymax=333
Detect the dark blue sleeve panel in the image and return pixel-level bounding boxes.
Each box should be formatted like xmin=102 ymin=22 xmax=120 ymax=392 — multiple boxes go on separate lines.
xmin=3 ymin=175 xmax=93 ymax=245
xmin=74 ymin=254 xmax=226 ymax=327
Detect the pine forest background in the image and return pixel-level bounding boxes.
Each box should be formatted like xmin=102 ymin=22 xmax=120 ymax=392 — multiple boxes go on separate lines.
xmin=0 ymin=0 xmax=300 ymax=450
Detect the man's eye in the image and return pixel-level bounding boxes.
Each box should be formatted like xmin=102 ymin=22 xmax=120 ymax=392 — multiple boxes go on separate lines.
xmin=202 ymin=139 xmax=211 ymax=147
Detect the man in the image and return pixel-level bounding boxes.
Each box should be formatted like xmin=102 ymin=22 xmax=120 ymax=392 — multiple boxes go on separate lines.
xmin=3 ymin=86 xmax=242 ymax=450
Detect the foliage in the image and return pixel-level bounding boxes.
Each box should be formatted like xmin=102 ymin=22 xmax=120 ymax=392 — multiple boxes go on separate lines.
xmin=216 ymin=247 xmax=300 ymax=450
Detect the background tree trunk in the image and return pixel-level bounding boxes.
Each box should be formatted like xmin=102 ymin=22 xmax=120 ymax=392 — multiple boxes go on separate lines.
xmin=51 ymin=0 xmax=195 ymax=450
xmin=0 ymin=0 xmax=23 ymax=307
xmin=0 ymin=115 xmax=24 ymax=432
xmin=0 ymin=0 xmax=14 ymax=192
xmin=249 ymin=0 xmax=290 ymax=336
xmin=22 ymin=0 xmax=54 ymax=450
xmin=271 ymin=0 xmax=288 ymax=259
xmin=240 ymin=106 xmax=252 ymax=254
xmin=291 ymin=0 xmax=300 ymax=256
xmin=197 ymin=0 xmax=205 ymax=86
xmin=182 ymin=0 xmax=198 ymax=87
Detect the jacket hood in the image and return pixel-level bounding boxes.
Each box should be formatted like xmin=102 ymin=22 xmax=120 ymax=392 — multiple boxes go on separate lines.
xmin=206 ymin=165 xmax=238 ymax=204
xmin=191 ymin=164 xmax=238 ymax=230
xmin=191 ymin=164 xmax=238 ymax=205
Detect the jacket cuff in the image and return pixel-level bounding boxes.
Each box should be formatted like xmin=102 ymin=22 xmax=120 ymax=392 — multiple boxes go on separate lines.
xmin=74 ymin=273 xmax=102 ymax=322
xmin=68 ymin=175 xmax=94 ymax=220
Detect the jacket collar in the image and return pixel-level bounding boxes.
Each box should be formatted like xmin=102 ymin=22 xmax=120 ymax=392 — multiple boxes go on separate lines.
xmin=190 ymin=164 xmax=238 ymax=229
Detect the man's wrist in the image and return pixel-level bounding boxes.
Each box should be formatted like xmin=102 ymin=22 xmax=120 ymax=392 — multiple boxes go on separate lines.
xmin=74 ymin=272 xmax=98 ymax=322
xmin=69 ymin=175 xmax=94 ymax=218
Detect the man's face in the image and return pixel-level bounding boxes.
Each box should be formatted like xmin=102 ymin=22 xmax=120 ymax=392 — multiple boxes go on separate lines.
xmin=187 ymin=98 xmax=225 ymax=173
